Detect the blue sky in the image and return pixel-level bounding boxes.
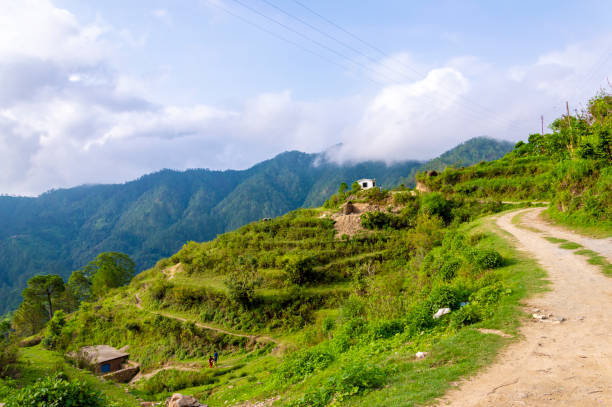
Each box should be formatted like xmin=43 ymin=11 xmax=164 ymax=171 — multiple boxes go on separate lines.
xmin=2 ymin=0 xmax=612 ymax=195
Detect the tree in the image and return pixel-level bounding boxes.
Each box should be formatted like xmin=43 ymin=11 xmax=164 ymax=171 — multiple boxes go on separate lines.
xmin=22 ymin=275 xmax=65 ymax=321
xmin=66 ymin=269 xmax=92 ymax=305
xmin=338 ymin=182 xmax=348 ymax=194
xmin=83 ymin=252 xmax=135 ymax=297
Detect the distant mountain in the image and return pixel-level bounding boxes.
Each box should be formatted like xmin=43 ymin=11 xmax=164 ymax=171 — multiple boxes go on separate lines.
xmin=404 ymin=136 xmax=515 ymax=185
xmin=0 ymin=136 xmax=513 ymax=313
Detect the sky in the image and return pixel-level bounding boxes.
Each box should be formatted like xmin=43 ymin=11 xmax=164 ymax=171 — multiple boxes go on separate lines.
xmin=2 ymin=0 xmax=612 ymax=196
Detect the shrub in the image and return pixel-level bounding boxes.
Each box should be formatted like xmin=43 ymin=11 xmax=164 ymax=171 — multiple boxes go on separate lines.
xmin=449 ymin=304 xmax=482 ymax=328
xmin=6 ymin=374 xmax=115 ymax=407
xmin=421 ymin=193 xmax=452 ymax=223
xmin=136 ymin=369 xmax=215 ymax=395
xmin=427 ymin=285 xmax=462 ymax=311
xmin=275 ymin=347 xmax=335 ymax=384
xmin=0 ymin=343 xmax=19 ymax=378
xmin=474 ymin=249 xmax=503 ymax=269
xmin=42 ymin=310 xmax=66 ymax=350
xmin=282 ymin=254 xmax=317 ymax=285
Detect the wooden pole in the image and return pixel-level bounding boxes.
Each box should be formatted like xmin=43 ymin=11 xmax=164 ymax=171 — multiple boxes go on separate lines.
xmin=566 ymin=101 xmax=574 ymax=156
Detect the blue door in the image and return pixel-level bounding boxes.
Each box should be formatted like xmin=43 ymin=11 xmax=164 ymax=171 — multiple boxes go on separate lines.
xmin=101 ymin=363 xmax=110 ymax=373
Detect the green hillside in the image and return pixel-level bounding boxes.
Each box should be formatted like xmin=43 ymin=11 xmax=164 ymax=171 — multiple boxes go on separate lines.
xmin=2 ymin=91 xmax=610 ymax=405
xmin=0 ymin=137 xmax=512 ymax=313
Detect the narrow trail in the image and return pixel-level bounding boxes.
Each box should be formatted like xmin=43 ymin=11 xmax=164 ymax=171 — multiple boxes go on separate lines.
xmin=133 ymin=293 xmax=278 ymax=345
xmin=439 ymin=208 xmax=612 ymax=406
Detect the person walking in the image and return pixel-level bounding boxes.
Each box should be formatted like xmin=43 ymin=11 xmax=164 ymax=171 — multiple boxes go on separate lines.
xmin=213 ymin=350 xmax=218 ymax=367
xmin=208 ymin=355 xmax=214 ymax=368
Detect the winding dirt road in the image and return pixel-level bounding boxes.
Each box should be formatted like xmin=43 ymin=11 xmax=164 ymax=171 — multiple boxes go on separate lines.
xmin=439 ymin=208 xmax=612 ymax=406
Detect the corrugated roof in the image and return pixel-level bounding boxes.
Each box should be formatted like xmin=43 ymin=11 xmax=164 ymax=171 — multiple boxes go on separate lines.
xmin=79 ymin=345 xmax=128 ymax=364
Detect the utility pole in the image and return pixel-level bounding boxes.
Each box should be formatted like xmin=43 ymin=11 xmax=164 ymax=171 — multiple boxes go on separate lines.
xmin=566 ymin=101 xmax=574 ymax=156
xmin=541 ymin=115 xmax=544 ymax=135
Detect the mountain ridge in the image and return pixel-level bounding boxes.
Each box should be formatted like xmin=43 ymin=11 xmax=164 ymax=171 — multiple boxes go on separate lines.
xmin=0 ymin=136 xmax=513 ymax=313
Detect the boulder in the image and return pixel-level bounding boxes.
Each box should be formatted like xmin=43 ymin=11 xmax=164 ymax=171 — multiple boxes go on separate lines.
xmin=165 ymin=393 xmax=207 ymax=407
xmin=415 ymin=351 xmax=428 ymax=359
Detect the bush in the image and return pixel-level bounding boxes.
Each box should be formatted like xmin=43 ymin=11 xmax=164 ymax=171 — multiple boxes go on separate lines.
xmin=474 ymin=249 xmax=503 ymax=269
xmin=6 ymin=373 xmax=115 ymax=407
xmin=136 ymin=369 xmax=215 ymax=395
xmin=275 ymin=347 xmax=335 ymax=384
xmin=421 ymin=193 xmax=452 ymax=223
xmin=427 ymin=285 xmax=462 ymax=311
xmin=0 ymin=343 xmax=19 ymax=378
xmin=42 ymin=310 xmax=66 ymax=350
xmin=449 ymin=304 xmax=482 ymax=328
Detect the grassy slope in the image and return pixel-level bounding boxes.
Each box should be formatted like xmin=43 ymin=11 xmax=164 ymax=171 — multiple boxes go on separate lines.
xmin=9 ymin=206 xmax=546 ymax=406
xmin=0 ymin=345 xmax=141 ymax=406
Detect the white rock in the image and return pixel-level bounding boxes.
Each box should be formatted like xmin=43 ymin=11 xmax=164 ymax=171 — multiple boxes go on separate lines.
xmin=415 ymin=351 xmax=428 ymax=359
xmin=433 ymin=308 xmax=451 ymax=319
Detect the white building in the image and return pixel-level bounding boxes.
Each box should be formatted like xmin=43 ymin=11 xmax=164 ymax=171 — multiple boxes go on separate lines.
xmin=356 ymin=178 xmax=376 ymax=190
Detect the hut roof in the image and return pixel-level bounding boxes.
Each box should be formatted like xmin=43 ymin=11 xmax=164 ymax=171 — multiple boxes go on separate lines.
xmin=80 ymin=345 xmax=128 ymax=364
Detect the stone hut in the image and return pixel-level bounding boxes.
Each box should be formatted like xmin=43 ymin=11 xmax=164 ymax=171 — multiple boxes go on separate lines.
xmin=79 ymin=345 xmax=128 ymax=373
xmin=74 ymin=345 xmax=139 ymax=382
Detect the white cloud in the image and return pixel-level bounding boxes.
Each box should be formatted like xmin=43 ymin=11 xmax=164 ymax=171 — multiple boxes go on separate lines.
xmin=1 ymin=1 xmax=612 ymax=196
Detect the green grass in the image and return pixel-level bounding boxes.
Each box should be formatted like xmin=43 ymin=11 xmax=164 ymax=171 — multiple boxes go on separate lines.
xmin=295 ymin=213 xmax=548 ymax=407
xmin=544 ymin=236 xmax=567 ymax=244
xmin=559 ymin=241 xmax=582 ymax=250
xmin=574 ymin=249 xmax=612 ymax=277
xmin=0 ymin=345 xmax=141 ymax=406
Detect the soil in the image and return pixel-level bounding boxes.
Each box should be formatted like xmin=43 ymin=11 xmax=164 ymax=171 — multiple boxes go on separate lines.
xmin=164 ymin=263 xmax=183 ymax=279
xmin=438 ymin=208 xmax=612 ymax=406
xmin=331 ymin=202 xmax=396 ymax=237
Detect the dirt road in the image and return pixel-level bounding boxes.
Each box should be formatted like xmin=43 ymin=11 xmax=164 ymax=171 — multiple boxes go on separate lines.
xmin=439 ymin=208 xmax=612 ymax=406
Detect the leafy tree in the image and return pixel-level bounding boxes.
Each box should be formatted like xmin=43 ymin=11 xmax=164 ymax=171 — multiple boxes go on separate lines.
xmin=42 ymin=310 xmax=66 ymax=350
xmin=12 ymin=299 xmax=48 ymax=336
xmin=84 ymin=252 xmax=135 ymax=297
xmin=338 ymin=182 xmax=348 ymax=193
xmin=22 ymin=275 xmax=65 ymax=321
xmin=66 ymin=269 xmax=92 ymax=305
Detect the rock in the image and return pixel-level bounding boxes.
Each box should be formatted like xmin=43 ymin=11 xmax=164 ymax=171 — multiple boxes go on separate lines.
xmin=165 ymin=393 xmax=207 ymax=407
xmin=532 ymin=313 xmax=548 ymax=320
xmin=433 ymin=308 xmax=451 ymax=319
xmin=415 ymin=351 xmax=428 ymax=359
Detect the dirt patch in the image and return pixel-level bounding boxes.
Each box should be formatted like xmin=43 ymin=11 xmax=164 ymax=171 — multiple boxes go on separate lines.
xmin=164 ymin=263 xmax=183 ymax=280
xmin=331 ymin=202 xmax=397 ymax=237
xmin=476 ymin=328 xmax=512 ymax=338
xmin=438 ymin=208 xmax=612 ymax=406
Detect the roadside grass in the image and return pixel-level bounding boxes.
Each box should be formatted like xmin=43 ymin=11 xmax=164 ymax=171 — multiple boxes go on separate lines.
xmin=544 ymin=237 xmax=567 ymax=244
xmin=574 ymin=249 xmax=612 ymax=277
xmin=0 ymin=345 xmax=141 ymax=406
xmin=325 ymin=213 xmax=548 ymax=407
xmin=542 ymin=210 xmax=612 ymax=239
xmin=559 ymin=242 xmax=582 ymax=250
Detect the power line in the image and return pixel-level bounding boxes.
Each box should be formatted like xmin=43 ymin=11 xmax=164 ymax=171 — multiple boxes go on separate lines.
xmin=291 ymin=0 xmax=523 ymax=131
xmin=205 ymin=0 xmax=381 ymax=86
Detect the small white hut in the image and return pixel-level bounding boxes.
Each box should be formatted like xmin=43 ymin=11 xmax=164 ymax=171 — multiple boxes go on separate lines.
xmin=356 ymin=178 xmax=376 ymax=190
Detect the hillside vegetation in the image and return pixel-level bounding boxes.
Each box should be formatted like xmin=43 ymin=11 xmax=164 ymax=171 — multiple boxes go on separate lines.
xmin=418 ymin=92 xmax=611 ymax=234
xmin=0 ymin=137 xmax=512 ymax=313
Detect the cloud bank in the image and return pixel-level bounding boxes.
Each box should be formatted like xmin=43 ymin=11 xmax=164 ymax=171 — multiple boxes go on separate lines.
xmin=1 ymin=0 xmax=610 ymax=195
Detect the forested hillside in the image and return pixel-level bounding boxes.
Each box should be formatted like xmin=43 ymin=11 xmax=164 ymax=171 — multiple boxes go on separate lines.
xmin=0 ymin=137 xmax=512 ymax=313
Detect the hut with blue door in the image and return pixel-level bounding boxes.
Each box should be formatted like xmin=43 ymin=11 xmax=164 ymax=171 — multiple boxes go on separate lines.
xmin=79 ymin=345 xmax=129 ymax=375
